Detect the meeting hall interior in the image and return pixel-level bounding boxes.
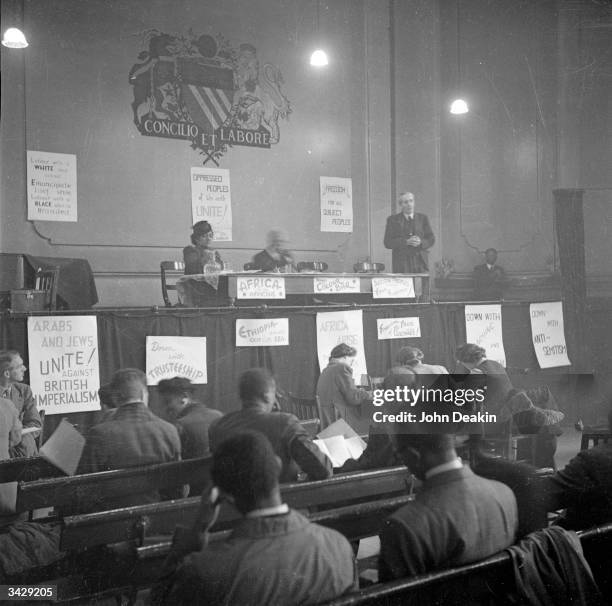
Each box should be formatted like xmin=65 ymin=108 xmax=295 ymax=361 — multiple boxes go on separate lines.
xmin=0 ymin=0 xmax=611 ymax=604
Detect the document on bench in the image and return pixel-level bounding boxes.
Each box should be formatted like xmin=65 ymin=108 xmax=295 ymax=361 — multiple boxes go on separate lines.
xmin=40 ymin=418 xmax=85 ymax=476
xmin=314 ymin=419 xmax=367 ymax=467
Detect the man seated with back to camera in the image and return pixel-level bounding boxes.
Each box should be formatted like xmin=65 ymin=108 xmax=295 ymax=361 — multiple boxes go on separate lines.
xmin=77 ymin=368 xmax=183 ymax=510
xmin=150 ymin=431 xmax=357 ymax=606
xmin=209 ymin=368 xmax=332 ymax=482
xmin=378 ymin=433 xmax=518 ymax=581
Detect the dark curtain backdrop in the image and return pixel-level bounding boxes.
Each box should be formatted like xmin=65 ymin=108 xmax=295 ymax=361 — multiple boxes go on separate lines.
xmin=0 ymin=302 xmax=556 ymax=434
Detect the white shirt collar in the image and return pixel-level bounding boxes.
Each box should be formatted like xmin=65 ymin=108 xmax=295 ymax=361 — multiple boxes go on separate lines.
xmin=425 ymin=457 xmax=463 ymax=480
xmin=246 ymin=503 xmax=289 ymax=518
xmin=486 ymin=263 xmax=494 ymax=270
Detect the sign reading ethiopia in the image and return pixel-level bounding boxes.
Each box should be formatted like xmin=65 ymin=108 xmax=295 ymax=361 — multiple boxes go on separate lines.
xmin=129 ymin=30 xmax=291 ymax=164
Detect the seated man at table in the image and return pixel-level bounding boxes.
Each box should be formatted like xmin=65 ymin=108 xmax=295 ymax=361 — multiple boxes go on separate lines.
xmin=151 ymin=431 xmax=357 ymax=605
xmin=209 ymin=368 xmax=332 ymax=482
xmin=0 ymin=350 xmax=42 ymax=458
xmin=251 ymin=229 xmax=294 ymax=272
xmin=77 ymin=368 xmax=182 ymax=509
xmin=379 ymin=433 xmax=517 ymax=580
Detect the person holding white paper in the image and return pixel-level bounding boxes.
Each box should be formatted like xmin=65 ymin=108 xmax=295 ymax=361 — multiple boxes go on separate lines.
xmin=316 ymin=343 xmax=372 ymax=434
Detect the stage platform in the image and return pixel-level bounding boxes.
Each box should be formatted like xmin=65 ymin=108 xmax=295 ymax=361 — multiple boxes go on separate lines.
xmin=2 ymin=299 xmax=601 ymax=437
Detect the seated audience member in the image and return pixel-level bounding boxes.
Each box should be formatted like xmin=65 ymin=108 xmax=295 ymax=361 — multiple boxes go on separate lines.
xmin=151 ymin=431 xmax=357 ymax=605
xmin=396 ymin=346 xmax=449 ymax=376
xmin=378 ymin=433 xmax=518 ymax=580
xmin=252 ymin=229 xmax=295 ymax=272
xmin=158 ymin=376 xmax=222 ymax=459
xmin=209 ymin=368 xmax=332 ymax=482
xmin=98 ymin=382 xmax=118 ymax=422
xmin=316 ymin=343 xmax=372 ymax=434
xmin=540 ymin=408 xmax=612 ymax=531
xmin=0 ymin=350 xmax=42 ymax=458
xmin=0 ymin=399 xmax=61 ymax=581
xmin=77 ymin=368 xmax=181 ymax=508
xmin=473 ymin=247 xmax=506 ymax=300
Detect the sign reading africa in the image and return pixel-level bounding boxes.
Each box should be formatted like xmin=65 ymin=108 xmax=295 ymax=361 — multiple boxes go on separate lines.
xmin=237 ymin=276 xmax=285 ymax=299
xmin=129 ymin=31 xmax=291 ymax=165
xmin=27 ymin=316 xmax=100 ymax=414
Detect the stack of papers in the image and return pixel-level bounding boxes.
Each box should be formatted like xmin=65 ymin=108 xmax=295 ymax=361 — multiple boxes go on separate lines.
xmin=313 ymin=419 xmax=367 ymax=467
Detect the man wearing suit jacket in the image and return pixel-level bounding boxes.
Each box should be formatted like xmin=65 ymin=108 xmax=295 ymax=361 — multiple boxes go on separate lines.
xmin=383 ymin=192 xmax=435 ymax=273
xmin=379 ymin=434 xmax=518 ymax=580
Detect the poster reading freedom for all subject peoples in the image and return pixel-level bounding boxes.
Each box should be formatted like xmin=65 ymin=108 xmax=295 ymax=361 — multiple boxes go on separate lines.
xmin=191 ymin=167 xmax=232 ymax=240
xmin=464 ymin=304 xmax=506 ymax=367
xmin=27 ymin=150 xmax=77 ymax=222
xmin=316 ymin=309 xmax=367 ymax=380
xmin=530 ymin=302 xmax=571 ymax=369
xmin=320 ymin=176 xmax=353 ymax=233
xmin=146 ymin=336 xmax=208 ymax=385
xmin=27 ymin=316 xmax=100 ymax=414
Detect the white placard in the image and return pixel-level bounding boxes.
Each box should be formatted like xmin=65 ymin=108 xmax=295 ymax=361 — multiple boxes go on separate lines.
xmin=314 ymin=276 xmax=360 ymax=294
xmin=530 ymin=302 xmax=571 ymax=369
xmin=320 ymin=176 xmax=353 ymax=233
xmin=465 ymin=304 xmax=506 ymax=367
xmin=146 ymin=336 xmax=207 ymax=385
xmin=316 ymin=310 xmax=367 ymax=379
xmin=27 ymin=316 xmax=100 ymax=414
xmin=236 ymin=318 xmax=289 ymax=347
xmin=236 ymin=276 xmax=286 ymax=299
xmin=377 ymin=317 xmax=421 ymax=340
xmin=191 ymin=167 xmax=232 ymax=241
xmin=27 ymin=150 xmax=77 ymax=222
xmin=371 ymin=277 xmax=415 ymax=299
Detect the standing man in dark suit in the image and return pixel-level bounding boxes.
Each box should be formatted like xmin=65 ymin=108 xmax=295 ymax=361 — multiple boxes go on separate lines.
xmin=384 ymin=192 xmax=435 ymax=273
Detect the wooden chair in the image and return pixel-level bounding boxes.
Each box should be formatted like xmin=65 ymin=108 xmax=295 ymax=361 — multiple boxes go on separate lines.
xmin=280 ymin=393 xmax=323 ymax=435
xmin=296 ymin=261 xmax=328 ymax=272
xmin=34 ymin=266 xmax=59 ymax=310
xmin=160 ymin=261 xmax=185 ymax=307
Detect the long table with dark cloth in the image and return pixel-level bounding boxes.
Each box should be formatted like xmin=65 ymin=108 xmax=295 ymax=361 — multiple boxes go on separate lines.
xmin=178 ymin=271 xmax=431 ymax=306
xmin=0 ymin=300 xmax=591 ymax=437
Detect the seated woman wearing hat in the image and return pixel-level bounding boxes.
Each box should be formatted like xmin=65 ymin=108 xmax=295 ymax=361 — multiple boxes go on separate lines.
xmin=182 ymin=221 xmax=224 ymax=305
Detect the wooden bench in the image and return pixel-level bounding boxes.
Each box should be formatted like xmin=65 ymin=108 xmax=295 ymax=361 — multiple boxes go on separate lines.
xmin=0 ymin=456 xmax=64 ymax=483
xmin=16 ymin=456 xmax=212 ymax=515
xmin=319 ymin=522 xmax=612 ymax=605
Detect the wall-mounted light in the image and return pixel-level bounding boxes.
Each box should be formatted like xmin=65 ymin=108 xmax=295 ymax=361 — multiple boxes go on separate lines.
xmin=450 ymin=98 xmax=469 ymax=114
xmin=2 ymin=27 xmax=28 ymax=48
xmin=310 ymin=0 xmax=328 ymax=67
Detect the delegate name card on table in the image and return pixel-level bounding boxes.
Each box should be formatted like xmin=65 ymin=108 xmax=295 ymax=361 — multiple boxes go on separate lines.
xmin=313 ymin=276 xmax=360 ymax=294
xmin=530 ymin=302 xmax=571 ymax=369
xmin=237 ymin=276 xmax=286 ymax=299
xmin=464 ymin=304 xmax=506 ymax=367
xmin=372 ymin=277 xmax=415 ymax=298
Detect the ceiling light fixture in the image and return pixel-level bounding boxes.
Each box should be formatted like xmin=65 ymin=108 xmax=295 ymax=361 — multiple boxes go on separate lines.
xmin=2 ymin=27 xmax=28 ymax=49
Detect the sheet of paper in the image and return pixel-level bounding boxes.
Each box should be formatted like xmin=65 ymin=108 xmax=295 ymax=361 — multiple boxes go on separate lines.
xmin=345 ymin=435 xmax=367 ymax=460
xmin=320 ymin=435 xmax=353 ymax=467
xmin=317 ymin=418 xmax=360 ymax=440
xmin=313 ymin=439 xmax=333 ymax=462
xmin=40 ymin=419 xmax=85 ymax=476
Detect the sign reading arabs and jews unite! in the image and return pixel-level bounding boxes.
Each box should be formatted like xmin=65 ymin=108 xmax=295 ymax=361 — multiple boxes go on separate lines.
xmin=320 ymin=177 xmax=353 ymax=233
xmin=191 ymin=167 xmax=232 ymax=241
xmin=27 ymin=316 xmax=100 ymax=414
xmin=316 ymin=310 xmax=367 ymax=379
xmin=465 ymin=304 xmax=506 ymax=367
xmin=530 ymin=302 xmax=571 ymax=369
xmin=236 ymin=318 xmax=289 ymax=347
xmin=27 ymin=150 xmax=77 ymax=222
xmin=146 ymin=336 xmax=207 ymax=386
xmin=377 ymin=317 xmax=421 ymax=340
